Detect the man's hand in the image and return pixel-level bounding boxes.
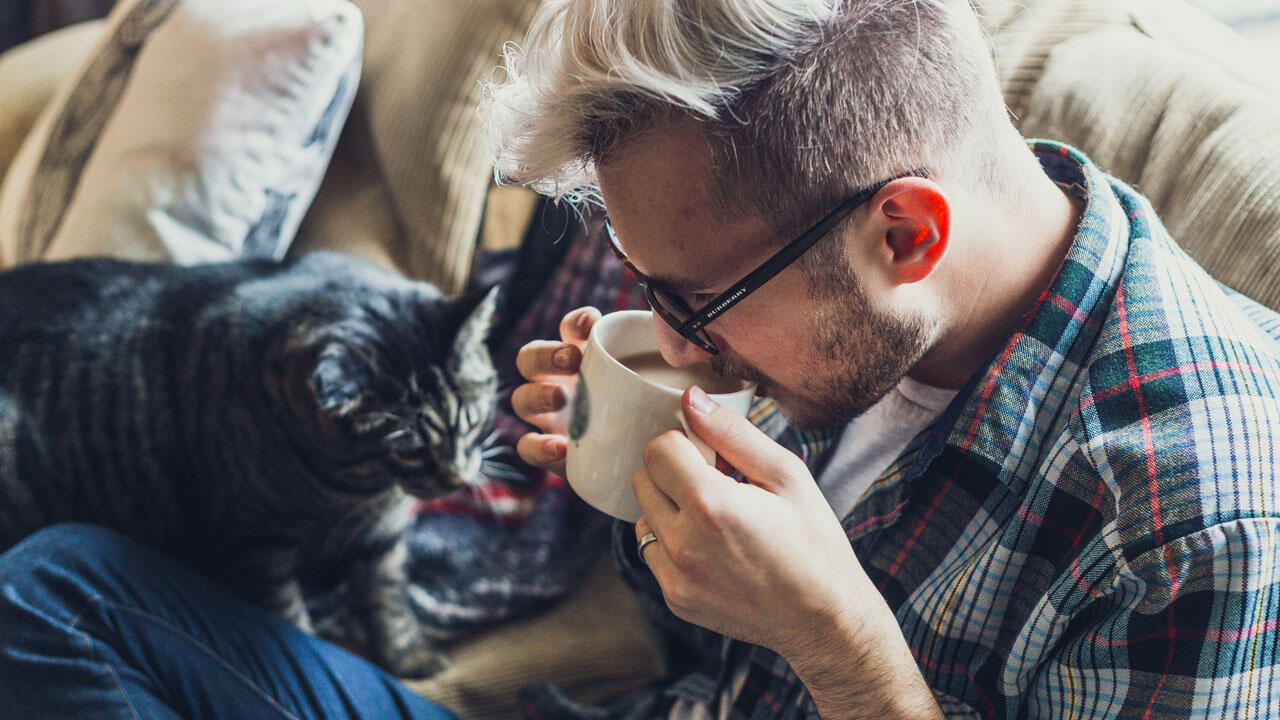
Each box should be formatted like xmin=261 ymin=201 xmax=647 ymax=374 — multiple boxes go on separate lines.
xmin=631 ymin=384 xmax=867 ymax=652
xmin=634 ymin=386 xmax=943 ymax=719
xmin=510 ymin=306 xmax=601 ymax=474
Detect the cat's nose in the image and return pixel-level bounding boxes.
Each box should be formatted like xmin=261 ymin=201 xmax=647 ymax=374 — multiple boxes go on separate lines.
xmin=459 ymin=452 xmax=482 ymax=486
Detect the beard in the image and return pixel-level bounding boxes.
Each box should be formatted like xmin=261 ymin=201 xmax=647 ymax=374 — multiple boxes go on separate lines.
xmin=711 ymin=258 xmax=931 ymax=431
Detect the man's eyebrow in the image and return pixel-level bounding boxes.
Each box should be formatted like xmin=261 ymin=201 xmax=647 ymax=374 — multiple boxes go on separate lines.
xmin=645 ymin=270 xmax=706 ymax=293
xmin=610 ymin=238 xmax=711 ymax=294
xmin=640 ymin=270 xmax=714 ymax=295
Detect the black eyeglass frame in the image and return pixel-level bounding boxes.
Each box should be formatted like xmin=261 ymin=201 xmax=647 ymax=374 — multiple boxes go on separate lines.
xmin=605 ymin=168 xmax=929 ymax=355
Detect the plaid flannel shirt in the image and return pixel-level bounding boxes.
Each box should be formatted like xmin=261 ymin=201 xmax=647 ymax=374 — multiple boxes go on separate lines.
xmin=523 ymin=141 xmax=1280 ymax=719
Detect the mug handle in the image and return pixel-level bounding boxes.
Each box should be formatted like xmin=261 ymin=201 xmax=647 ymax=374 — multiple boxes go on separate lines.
xmin=677 ymin=411 xmax=716 ymax=466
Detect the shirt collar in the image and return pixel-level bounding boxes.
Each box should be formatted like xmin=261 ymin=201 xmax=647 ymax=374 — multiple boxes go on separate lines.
xmin=911 ymin=140 xmax=1131 ymax=489
xmin=839 ymin=141 xmax=1132 ymax=537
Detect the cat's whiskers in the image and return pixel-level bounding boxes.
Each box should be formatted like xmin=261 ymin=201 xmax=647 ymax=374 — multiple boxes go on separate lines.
xmin=482 ymin=468 xmax=527 ymax=483
xmin=361 ymin=410 xmax=405 ymax=425
xmin=480 ymin=459 xmax=527 ymax=483
xmin=318 ymin=490 xmax=403 ymax=560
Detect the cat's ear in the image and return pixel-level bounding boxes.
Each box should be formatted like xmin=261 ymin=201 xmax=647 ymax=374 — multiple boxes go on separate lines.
xmin=310 ymin=343 xmax=370 ymax=417
xmin=448 ymin=286 xmax=500 ymax=381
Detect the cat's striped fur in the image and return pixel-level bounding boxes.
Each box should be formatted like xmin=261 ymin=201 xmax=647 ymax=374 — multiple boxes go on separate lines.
xmin=0 ymin=251 xmax=499 ymax=678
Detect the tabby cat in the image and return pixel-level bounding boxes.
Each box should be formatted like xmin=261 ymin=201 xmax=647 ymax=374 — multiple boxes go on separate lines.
xmin=0 ymin=251 xmax=499 ymax=678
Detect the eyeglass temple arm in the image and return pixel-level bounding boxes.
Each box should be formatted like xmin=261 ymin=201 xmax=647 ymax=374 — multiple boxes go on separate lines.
xmin=678 ymin=205 xmax=859 ymax=335
xmin=677 ymin=168 xmax=930 ymax=335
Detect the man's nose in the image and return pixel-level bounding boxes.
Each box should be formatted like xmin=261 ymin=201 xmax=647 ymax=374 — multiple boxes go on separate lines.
xmin=652 ymin=315 xmax=714 ymax=367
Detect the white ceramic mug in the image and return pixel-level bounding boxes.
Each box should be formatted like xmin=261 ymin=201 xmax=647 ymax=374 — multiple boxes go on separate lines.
xmin=565 ymin=310 xmax=756 ymax=522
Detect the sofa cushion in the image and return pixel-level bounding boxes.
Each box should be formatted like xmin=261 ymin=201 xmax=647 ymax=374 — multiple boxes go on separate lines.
xmin=978 ymin=0 xmax=1280 ymax=126
xmin=977 ymin=0 xmax=1131 ymax=122
xmin=0 ymin=22 xmax=104 ymax=184
xmin=404 ymin=550 xmax=668 ymax=720
xmin=1013 ymin=23 xmax=1280 ymax=310
xmin=289 ymin=0 xmax=544 ymax=295
xmin=0 ymin=0 xmax=362 ymax=267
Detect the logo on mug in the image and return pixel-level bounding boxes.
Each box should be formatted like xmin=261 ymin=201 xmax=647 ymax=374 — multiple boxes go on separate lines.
xmin=568 ymin=375 xmax=589 ymax=441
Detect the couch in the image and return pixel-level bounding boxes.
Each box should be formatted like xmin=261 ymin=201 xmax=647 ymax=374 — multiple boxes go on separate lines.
xmin=1 ymin=0 xmax=1277 ymax=718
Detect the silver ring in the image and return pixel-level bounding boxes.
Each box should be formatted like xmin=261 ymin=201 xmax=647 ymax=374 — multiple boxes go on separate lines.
xmin=636 ymin=531 xmax=659 ymax=563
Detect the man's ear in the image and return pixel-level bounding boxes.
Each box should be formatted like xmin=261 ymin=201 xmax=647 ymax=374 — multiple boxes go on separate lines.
xmin=869 ymin=177 xmax=951 ymax=285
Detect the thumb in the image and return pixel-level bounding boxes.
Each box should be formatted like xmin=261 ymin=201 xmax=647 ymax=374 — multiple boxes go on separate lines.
xmin=682 ymin=386 xmax=809 ymax=495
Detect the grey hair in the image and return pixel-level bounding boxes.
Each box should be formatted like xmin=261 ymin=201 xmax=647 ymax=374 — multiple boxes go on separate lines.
xmin=481 ymin=0 xmax=1014 ymax=228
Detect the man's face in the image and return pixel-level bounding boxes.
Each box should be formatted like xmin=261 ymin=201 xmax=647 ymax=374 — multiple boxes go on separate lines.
xmin=595 ymin=121 xmax=929 ymax=430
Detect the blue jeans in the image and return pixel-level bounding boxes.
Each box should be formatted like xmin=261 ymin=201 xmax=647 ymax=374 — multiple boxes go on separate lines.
xmin=0 ymin=523 xmax=458 ymax=720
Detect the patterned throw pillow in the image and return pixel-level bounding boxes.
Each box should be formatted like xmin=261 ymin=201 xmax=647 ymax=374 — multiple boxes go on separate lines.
xmin=0 ymin=0 xmax=363 ymax=266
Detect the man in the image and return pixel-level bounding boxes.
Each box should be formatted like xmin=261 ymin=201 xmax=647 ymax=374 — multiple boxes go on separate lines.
xmin=491 ymin=0 xmax=1280 ymax=717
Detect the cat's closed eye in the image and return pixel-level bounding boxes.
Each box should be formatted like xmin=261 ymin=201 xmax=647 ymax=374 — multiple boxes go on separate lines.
xmin=389 ymin=438 xmax=429 ymax=466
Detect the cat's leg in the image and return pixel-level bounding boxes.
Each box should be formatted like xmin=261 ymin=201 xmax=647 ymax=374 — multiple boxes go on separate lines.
xmin=260 ymin=576 xmax=313 ymax=634
xmin=347 ymin=535 xmax=445 ymax=678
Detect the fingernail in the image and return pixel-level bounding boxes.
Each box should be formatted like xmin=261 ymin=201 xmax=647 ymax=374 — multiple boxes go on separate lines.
xmin=541 ymin=384 xmax=559 ymax=409
xmin=553 ymin=347 xmax=573 ymax=371
xmin=576 ymin=310 xmax=593 ymax=335
xmin=543 ymin=438 xmax=564 ymax=459
xmin=688 ymin=386 xmax=717 ymax=415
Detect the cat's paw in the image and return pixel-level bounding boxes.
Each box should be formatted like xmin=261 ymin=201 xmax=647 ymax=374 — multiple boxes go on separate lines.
xmin=363 ymin=610 xmax=448 ymax=678
xmin=314 ymin=614 xmax=369 ymax=657
xmin=378 ymin=632 xmax=449 ymax=679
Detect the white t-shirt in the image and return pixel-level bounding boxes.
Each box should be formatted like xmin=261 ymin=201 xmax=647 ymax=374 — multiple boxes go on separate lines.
xmin=669 ymin=375 xmax=956 ymax=720
xmin=815 ymin=375 xmax=958 ymax=519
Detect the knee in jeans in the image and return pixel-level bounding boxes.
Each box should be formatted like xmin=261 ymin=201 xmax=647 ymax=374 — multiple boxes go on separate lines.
xmin=0 ymin=522 xmax=134 ymax=582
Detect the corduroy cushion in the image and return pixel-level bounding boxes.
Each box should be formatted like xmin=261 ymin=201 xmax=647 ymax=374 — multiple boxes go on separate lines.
xmin=977 ymin=0 xmax=1131 ymax=121
xmin=1015 ymin=25 xmax=1280 ymax=308
xmin=290 ymin=0 xmax=543 ymax=295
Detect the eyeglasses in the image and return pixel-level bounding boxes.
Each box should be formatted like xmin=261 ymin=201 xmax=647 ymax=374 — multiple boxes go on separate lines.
xmin=605 ymin=169 xmax=928 ymax=355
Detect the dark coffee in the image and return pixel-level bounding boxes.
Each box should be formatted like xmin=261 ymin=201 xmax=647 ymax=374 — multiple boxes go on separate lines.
xmin=617 ymin=351 xmax=744 ymax=394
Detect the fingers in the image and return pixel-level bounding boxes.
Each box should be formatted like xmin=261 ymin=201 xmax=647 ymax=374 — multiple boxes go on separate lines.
xmin=633 ymin=466 xmax=679 ymax=522
xmin=560 ymin=306 xmax=600 ymax=345
xmin=510 ymin=380 xmax=569 ymax=424
xmin=509 ymin=307 xmax=600 ymax=477
xmin=516 ymin=432 xmax=566 ymax=474
xmin=514 ymin=304 xmax=600 ymax=382
xmin=641 ymin=429 xmax=727 ymax=509
xmin=681 ymin=386 xmax=809 ymax=495
xmin=515 ymin=340 xmax=583 ymax=381
xmin=511 ymin=339 xmax=579 ymax=434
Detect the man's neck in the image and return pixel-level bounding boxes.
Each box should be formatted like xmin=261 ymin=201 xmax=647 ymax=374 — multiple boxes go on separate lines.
xmin=909 ymin=158 xmax=1084 ymax=389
